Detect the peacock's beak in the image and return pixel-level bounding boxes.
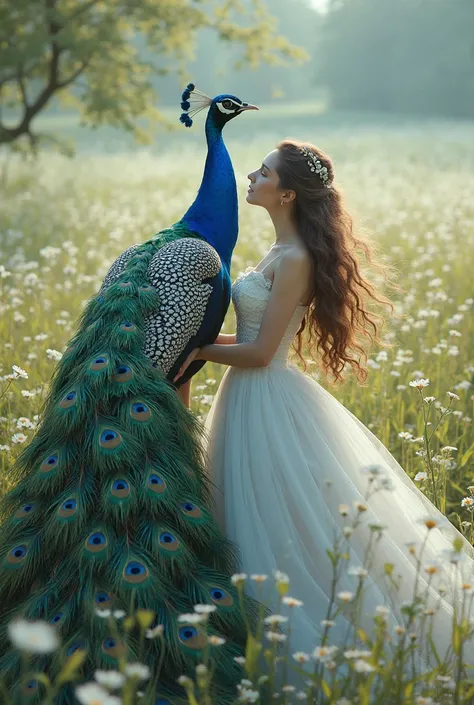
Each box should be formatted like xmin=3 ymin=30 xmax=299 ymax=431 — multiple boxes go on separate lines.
xmin=238 ymin=103 xmax=259 ymax=112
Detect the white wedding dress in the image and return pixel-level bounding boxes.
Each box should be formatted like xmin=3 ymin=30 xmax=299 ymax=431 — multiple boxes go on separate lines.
xmin=204 ymin=264 xmax=474 ymax=671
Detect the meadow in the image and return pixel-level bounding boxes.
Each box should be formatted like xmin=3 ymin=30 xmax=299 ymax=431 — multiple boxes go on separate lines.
xmin=1 ymin=109 xmax=474 ymax=702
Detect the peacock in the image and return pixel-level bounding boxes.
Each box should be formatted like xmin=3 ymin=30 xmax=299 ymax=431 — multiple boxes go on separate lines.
xmin=0 ymin=84 xmax=264 ymax=704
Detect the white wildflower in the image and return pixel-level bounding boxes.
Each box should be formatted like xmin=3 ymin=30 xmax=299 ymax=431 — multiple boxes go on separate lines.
xmin=263 ymin=614 xmax=288 ymax=626
xmin=124 ymin=663 xmax=150 ymax=680
xmin=265 ymin=631 xmax=287 ymax=643
xmin=348 ymin=566 xmax=368 ymax=578
xmin=194 ymin=604 xmax=217 ymax=614
xmin=177 ymin=613 xmax=203 ymax=624
xmin=293 ymin=651 xmax=310 ymax=663
xmin=337 ymin=591 xmax=354 ymax=603
xmin=312 ymin=645 xmax=338 ymax=662
xmin=94 ymin=670 xmax=126 ymax=689
xmin=208 ymin=635 xmax=226 ymax=646
xmin=146 ymin=624 xmax=164 ymax=639
xmin=46 ymin=349 xmax=63 ymax=361
xmin=283 ymin=596 xmax=303 ymax=607
xmin=353 ymin=659 xmax=376 ymax=673
xmin=8 ymin=619 xmax=59 ymax=654
xmin=409 ymin=378 xmax=430 ymax=389
xmin=414 ymin=472 xmax=428 ymax=482
xmin=76 ymin=683 xmax=113 ymax=705
xmin=95 ymin=609 xmax=111 ymax=618
xmin=231 ymin=573 xmax=248 ymax=585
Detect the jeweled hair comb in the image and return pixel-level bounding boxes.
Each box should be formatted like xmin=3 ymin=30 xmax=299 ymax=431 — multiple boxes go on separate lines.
xmin=300 ymin=146 xmax=332 ymax=188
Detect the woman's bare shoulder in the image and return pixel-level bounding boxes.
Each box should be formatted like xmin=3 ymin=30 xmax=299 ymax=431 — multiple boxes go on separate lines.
xmin=278 ymin=245 xmax=311 ymax=272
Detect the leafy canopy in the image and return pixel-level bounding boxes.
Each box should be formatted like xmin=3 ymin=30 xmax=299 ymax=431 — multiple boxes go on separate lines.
xmin=0 ymin=0 xmax=307 ymax=153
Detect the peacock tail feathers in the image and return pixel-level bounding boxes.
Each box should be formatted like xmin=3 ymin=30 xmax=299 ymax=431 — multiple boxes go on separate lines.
xmin=0 ymin=221 xmax=263 ymax=703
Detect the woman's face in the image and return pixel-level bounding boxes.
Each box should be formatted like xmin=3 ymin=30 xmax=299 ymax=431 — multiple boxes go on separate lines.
xmin=246 ymin=149 xmax=283 ymax=209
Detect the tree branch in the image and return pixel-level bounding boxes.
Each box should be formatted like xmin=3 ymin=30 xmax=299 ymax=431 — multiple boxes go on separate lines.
xmin=0 ymin=0 xmax=63 ymax=143
xmin=17 ymin=66 xmax=29 ymax=113
xmin=57 ymin=57 xmax=91 ymax=89
xmin=66 ymin=0 xmax=103 ymax=23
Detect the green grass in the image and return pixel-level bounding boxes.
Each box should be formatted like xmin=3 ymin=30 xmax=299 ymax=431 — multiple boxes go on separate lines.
xmin=1 ymin=115 xmax=474 ymax=701
xmin=1 ymin=119 xmax=473 ymax=512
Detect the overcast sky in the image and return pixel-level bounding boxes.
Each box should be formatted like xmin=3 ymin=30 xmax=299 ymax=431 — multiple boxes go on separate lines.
xmin=308 ymin=0 xmax=329 ymax=12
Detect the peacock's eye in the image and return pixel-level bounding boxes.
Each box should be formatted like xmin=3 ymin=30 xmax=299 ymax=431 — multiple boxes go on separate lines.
xmin=222 ymin=99 xmax=234 ymax=110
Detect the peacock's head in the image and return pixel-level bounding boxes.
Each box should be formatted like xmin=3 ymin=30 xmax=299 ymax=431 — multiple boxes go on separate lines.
xmin=179 ymin=83 xmax=258 ymax=129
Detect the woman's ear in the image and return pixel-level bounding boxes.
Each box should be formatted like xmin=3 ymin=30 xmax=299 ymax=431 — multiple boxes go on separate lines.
xmin=284 ymin=190 xmax=296 ymax=204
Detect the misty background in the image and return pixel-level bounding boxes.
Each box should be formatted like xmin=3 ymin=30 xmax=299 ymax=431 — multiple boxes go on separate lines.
xmin=157 ymin=0 xmax=474 ymax=120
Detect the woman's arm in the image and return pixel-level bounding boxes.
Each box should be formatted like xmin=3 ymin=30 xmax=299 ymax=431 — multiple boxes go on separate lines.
xmin=177 ymin=379 xmax=191 ymax=408
xmin=214 ymin=333 xmax=236 ymax=344
xmin=198 ymin=251 xmax=310 ymax=368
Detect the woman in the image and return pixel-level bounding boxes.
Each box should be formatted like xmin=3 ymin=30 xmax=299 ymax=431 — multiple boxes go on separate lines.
xmin=174 ymin=139 xmax=474 ymax=669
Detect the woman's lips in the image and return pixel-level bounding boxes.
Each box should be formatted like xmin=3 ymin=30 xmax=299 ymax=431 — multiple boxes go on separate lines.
xmin=248 ymin=186 xmax=253 ymax=192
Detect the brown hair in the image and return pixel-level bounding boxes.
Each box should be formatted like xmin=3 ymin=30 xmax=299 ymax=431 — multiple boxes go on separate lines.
xmin=275 ymin=139 xmax=398 ymax=385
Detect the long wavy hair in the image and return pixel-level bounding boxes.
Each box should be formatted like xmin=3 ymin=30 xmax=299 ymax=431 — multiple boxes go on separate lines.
xmin=275 ymin=139 xmax=398 ymax=385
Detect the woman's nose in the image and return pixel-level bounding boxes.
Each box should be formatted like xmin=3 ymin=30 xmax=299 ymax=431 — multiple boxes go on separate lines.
xmin=248 ymin=173 xmax=255 ymax=182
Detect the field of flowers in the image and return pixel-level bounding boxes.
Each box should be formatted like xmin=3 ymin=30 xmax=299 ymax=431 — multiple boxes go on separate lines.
xmin=1 ymin=117 xmax=474 ymax=703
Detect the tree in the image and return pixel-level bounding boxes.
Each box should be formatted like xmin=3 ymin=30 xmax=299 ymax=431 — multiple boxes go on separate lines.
xmin=0 ymin=0 xmax=306 ymax=154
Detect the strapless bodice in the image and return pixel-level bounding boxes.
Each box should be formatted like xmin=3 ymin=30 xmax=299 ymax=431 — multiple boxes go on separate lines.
xmin=232 ymin=267 xmax=308 ymax=368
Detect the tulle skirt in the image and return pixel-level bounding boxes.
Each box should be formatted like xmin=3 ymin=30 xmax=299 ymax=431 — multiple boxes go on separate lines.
xmin=204 ymin=363 xmax=474 ymax=677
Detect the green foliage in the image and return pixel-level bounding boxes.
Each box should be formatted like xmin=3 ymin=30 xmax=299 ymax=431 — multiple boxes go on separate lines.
xmin=0 ymin=0 xmax=306 ymax=154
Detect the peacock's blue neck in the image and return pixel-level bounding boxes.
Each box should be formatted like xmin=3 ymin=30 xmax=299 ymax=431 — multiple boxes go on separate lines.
xmin=181 ymin=116 xmax=238 ymax=271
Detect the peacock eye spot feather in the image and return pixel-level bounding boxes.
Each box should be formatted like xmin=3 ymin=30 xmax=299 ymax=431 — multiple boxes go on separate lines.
xmin=85 ymin=531 xmax=108 ymax=553
xmin=147 ymin=473 xmax=166 ymax=494
xmin=15 ymin=502 xmax=36 ymax=518
xmin=58 ymin=497 xmax=77 ymax=519
xmin=180 ymin=501 xmax=202 ymax=518
xmin=40 ymin=454 xmax=59 ymax=474
xmin=90 ymin=354 xmax=110 ymax=371
xmin=99 ymin=429 xmax=123 ymax=449
xmin=159 ymin=531 xmax=180 ymax=552
xmin=113 ymin=364 xmax=133 ymax=383
xmin=8 ymin=544 xmax=28 ymax=564
xmin=102 ymin=636 xmax=126 ymax=658
xmin=180 ymin=626 xmax=197 ymax=640
xmin=120 ymin=321 xmax=136 ymax=332
xmin=123 ymin=560 xmax=149 ymax=584
xmin=22 ymin=678 xmax=41 ymax=696
xmin=50 ymin=611 xmax=63 ymax=624
xmin=209 ymin=585 xmax=233 ymax=606
xmin=130 ymin=401 xmax=152 ymax=421
xmin=156 ymin=699 xmax=172 ymax=705
xmin=59 ymin=390 xmax=77 ymax=409
xmin=111 ymin=478 xmax=130 ymax=498
xmin=177 ymin=624 xmax=207 ymax=650
xmin=95 ymin=590 xmax=112 ymax=604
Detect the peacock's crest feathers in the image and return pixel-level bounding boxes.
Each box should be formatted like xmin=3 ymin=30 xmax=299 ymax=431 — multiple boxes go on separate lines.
xmin=179 ymin=83 xmax=212 ymax=127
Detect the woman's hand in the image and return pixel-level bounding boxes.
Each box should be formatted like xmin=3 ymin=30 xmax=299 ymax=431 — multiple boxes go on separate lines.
xmin=173 ymin=348 xmax=201 ymax=383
